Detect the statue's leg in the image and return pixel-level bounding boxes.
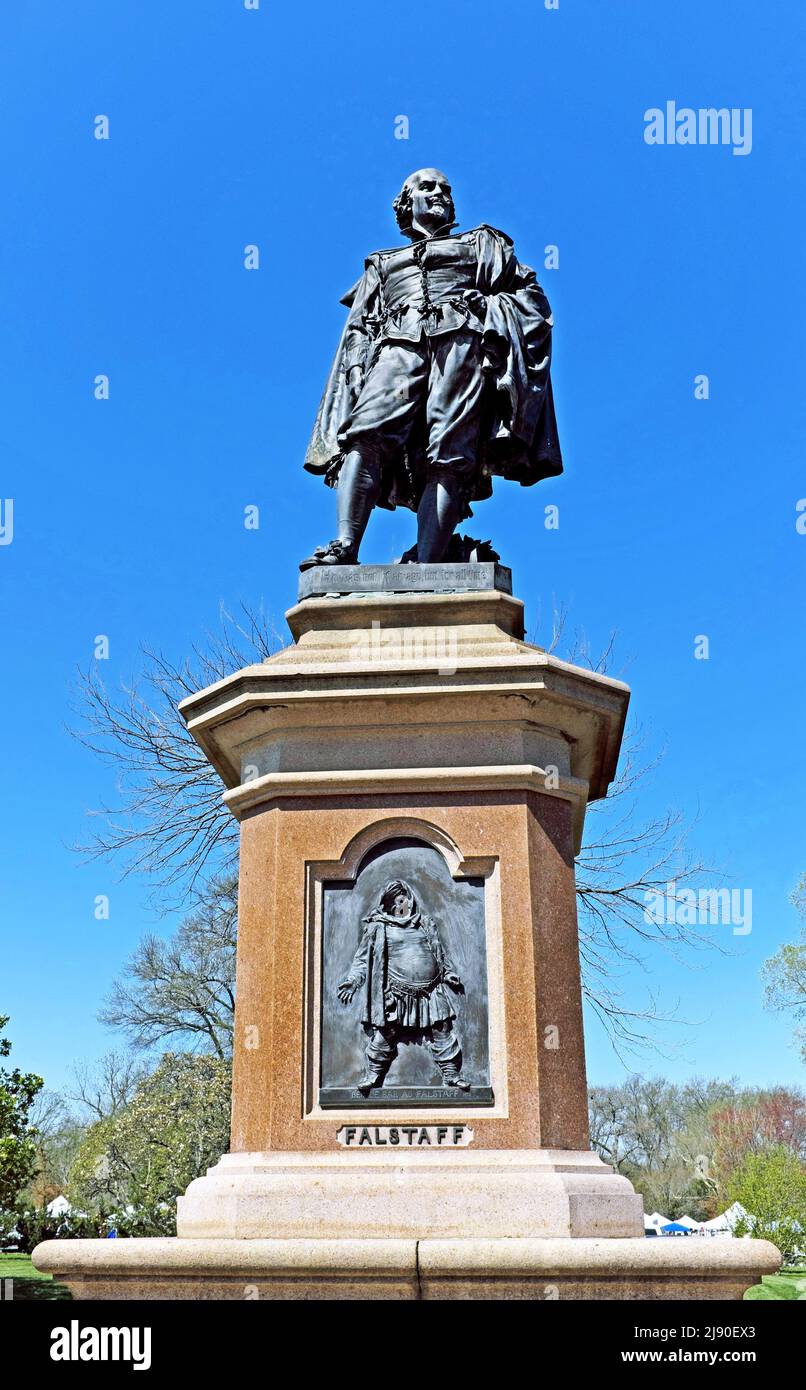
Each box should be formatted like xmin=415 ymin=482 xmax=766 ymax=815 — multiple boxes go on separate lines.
xmin=335 ymin=446 xmax=383 ymax=558
xmin=358 ymin=1024 xmax=397 ymax=1093
xmin=302 ymin=343 xmax=430 ymax=569
xmin=426 ymin=1019 xmax=470 ymax=1090
xmin=417 ymin=330 xmax=486 ymax=563
xmin=416 ymin=474 xmax=467 ymax=563
xmin=337 ymin=343 xmax=426 ymax=558
xmin=300 ymin=446 xmax=383 ymax=569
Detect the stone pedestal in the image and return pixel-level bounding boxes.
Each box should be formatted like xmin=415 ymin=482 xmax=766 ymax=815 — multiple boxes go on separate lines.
xmin=33 ymin=567 xmax=779 ymax=1298
xmin=32 ymin=1235 xmax=779 ymax=1301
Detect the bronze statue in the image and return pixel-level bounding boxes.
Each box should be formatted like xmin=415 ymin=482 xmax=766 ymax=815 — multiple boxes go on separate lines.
xmin=337 ymin=879 xmax=469 ymax=1094
xmin=301 ymin=168 xmax=562 ymax=570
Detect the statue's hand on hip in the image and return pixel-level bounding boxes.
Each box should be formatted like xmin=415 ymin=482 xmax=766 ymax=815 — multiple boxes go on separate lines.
xmin=461 ymin=288 xmax=487 ymax=319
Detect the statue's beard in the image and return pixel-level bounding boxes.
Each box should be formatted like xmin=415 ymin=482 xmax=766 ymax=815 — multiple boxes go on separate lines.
xmin=422 ymin=202 xmax=451 ymax=222
xmin=410 ymin=203 xmax=456 ymax=238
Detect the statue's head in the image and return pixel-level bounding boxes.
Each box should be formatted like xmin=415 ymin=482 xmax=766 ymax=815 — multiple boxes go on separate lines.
xmin=378 ymin=879 xmax=417 ymax=919
xmin=393 ymin=169 xmax=456 ymax=241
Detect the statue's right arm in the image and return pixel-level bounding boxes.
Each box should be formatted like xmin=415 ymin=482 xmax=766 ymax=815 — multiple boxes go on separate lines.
xmin=343 ymin=261 xmax=381 ymax=379
xmin=342 ymin=922 xmax=374 ymax=986
xmin=337 ymin=930 xmax=371 ymax=1001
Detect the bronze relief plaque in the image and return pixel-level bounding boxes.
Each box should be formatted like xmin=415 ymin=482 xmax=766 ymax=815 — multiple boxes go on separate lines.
xmin=319 ymin=838 xmax=493 ymax=1108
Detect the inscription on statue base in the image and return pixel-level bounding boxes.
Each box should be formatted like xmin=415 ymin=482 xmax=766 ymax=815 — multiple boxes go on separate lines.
xmin=337 ymin=1124 xmax=474 ymax=1148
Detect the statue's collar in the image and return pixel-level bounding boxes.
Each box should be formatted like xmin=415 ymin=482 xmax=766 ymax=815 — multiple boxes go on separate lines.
xmin=408 ymin=220 xmax=459 ymax=242
xmin=371 ymin=223 xmax=472 ymax=258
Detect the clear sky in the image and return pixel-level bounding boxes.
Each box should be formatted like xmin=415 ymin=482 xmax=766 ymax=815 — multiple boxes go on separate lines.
xmin=1 ymin=0 xmax=804 ymax=1095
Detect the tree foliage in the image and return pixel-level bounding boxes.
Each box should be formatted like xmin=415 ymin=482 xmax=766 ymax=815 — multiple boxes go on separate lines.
xmin=728 ymin=1146 xmax=806 ymax=1264
xmin=762 ymin=875 xmax=806 ymax=1062
xmin=589 ymin=1075 xmax=736 ymax=1219
xmin=0 ymin=1015 xmax=44 ymax=1209
xmin=589 ymin=1077 xmax=806 ymax=1226
xmin=24 ymin=1090 xmax=85 ymax=1205
xmin=710 ymin=1089 xmax=806 ymax=1181
xmin=68 ymin=1052 xmax=231 ymax=1217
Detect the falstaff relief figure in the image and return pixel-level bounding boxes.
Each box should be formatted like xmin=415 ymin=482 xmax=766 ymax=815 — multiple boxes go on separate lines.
xmin=337 ymin=879 xmax=470 ymax=1094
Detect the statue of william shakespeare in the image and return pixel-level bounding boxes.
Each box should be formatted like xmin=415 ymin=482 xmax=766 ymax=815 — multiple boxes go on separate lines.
xmin=301 ymin=169 xmax=562 ymax=569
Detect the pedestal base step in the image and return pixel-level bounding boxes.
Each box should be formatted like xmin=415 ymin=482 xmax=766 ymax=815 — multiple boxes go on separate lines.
xmin=32 ymin=1236 xmax=780 ymax=1301
xmin=175 ymin=1149 xmax=646 ymax=1239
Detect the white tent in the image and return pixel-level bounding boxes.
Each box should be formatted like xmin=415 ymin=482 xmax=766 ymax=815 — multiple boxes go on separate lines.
xmin=46 ymin=1194 xmax=71 ymax=1216
xmin=675 ymin=1215 xmax=700 ymax=1230
xmin=644 ymin=1211 xmax=670 ymax=1231
xmin=702 ymin=1202 xmax=748 ymax=1235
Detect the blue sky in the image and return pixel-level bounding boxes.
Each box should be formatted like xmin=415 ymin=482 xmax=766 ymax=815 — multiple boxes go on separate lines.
xmin=1 ymin=0 xmax=804 ymax=1095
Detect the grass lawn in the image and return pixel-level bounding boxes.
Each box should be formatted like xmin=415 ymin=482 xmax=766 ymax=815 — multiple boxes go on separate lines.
xmin=0 ymin=1252 xmax=72 ymax=1301
xmin=744 ymin=1267 xmax=806 ymax=1300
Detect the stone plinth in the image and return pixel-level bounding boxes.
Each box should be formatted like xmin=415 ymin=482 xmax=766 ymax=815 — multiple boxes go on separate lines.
xmin=32 ymin=570 xmax=779 ymax=1298
xmin=297 ymin=559 xmax=513 ymax=600
xmin=33 ymin=1236 xmax=780 ymax=1302
xmin=176 ymin=582 xmax=630 ymax=1172
xmin=177 ymin=1149 xmax=644 ymax=1240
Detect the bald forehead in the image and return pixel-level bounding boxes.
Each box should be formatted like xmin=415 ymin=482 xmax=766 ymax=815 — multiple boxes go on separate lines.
xmin=408 ymin=169 xmax=451 ymax=191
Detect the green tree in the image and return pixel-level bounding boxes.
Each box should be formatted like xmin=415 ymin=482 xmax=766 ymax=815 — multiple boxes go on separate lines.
xmin=68 ymin=1052 xmax=231 ymax=1220
xmin=762 ymin=878 xmax=806 ymax=1062
xmin=588 ymin=1075 xmax=739 ymax=1219
xmin=0 ymin=1014 xmax=44 ymax=1208
xmin=728 ymin=1146 xmax=806 ymax=1265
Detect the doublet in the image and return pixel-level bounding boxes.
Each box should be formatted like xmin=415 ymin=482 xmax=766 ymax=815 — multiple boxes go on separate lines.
xmin=343 ymin=230 xmax=483 ymax=372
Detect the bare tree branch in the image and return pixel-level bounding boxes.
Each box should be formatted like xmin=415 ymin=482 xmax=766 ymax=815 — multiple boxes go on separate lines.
xmin=66 ymin=1050 xmax=150 ymax=1123
xmin=97 ymin=876 xmax=238 ymax=1058
xmin=72 ymin=601 xmax=724 ymax=1054
xmin=70 ymin=602 xmax=281 ymax=904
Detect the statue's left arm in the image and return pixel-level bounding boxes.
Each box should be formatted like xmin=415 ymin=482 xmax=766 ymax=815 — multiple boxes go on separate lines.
xmin=472 ymin=226 xmax=563 ymax=481
xmin=424 ymin=918 xmax=463 ymax=990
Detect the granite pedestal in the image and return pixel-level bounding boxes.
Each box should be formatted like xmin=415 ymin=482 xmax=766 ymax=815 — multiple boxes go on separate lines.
xmin=33 ymin=566 xmax=779 ymax=1298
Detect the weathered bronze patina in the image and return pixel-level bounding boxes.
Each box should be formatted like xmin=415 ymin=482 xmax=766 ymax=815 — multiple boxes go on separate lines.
xmin=302 ymin=168 xmax=562 ymax=569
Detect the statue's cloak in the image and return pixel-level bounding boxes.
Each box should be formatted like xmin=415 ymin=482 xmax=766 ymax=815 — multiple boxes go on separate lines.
xmin=304 ymin=225 xmax=563 ymax=511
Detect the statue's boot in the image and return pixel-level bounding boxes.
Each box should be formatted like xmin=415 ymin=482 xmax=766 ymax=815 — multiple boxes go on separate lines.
xmin=299 ymin=447 xmax=382 ymax=570
xmin=437 ymin=1056 xmax=470 ymax=1091
xmin=357 ymin=1023 xmax=397 ymax=1094
xmin=416 ymin=474 xmax=467 ymax=563
xmin=356 ymin=1072 xmax=381 ymax=1096
xmin=357 ymin=1060 xmax=391 ymax=1096
xmin=299 ymin=538 xmax=356 ymax=570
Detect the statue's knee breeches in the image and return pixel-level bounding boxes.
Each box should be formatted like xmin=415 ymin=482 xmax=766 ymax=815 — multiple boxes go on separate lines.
xmin=365 ymin=1025 xmax=398 ymax=1064
xmin=426 ymin=1019 xmax=461 ymax=1062
xmin=425 ymin=329 xmax=486 ymax=472
xmin=342 ymin=342 xmax=427 ymax=458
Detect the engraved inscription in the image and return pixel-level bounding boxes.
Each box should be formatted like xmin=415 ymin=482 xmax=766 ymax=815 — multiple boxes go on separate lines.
xmin=297 ymin=561 xmax=512 ymax=601
xmin=337 ymin=1124 xmax=475 ymax=1147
